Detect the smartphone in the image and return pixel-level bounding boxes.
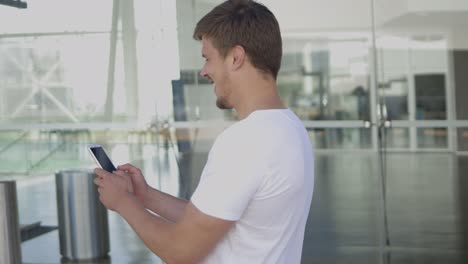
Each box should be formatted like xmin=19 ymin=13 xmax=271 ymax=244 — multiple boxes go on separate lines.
xmin=87 ymin=144 xmax=117 ymax=173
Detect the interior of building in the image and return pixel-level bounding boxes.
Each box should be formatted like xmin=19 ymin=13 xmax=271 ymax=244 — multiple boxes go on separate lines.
xmin=1 ymin=0 xmax=468 ymax=263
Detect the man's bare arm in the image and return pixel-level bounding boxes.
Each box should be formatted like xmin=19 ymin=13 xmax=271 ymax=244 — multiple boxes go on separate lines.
xmin=143 ymin=187 xmax=188 ymax=222
xmin=117 ymin=197 xmax=234 ymax=264
xmin=116 ymin=163 xmax=188 ymax=222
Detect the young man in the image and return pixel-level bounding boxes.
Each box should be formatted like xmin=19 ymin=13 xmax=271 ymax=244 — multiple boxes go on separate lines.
xmin=93 ymin=0 xmax=314 ymax=263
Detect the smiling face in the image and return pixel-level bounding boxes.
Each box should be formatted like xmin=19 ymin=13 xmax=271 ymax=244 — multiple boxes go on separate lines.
xmin=200 ymin=37 xmax=233 ymax=110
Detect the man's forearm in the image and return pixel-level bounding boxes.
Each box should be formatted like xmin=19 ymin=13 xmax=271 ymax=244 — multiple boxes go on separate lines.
xmin=143 ymin=187 xmax=189 ymax=222
xmin=118 ymin=196 xmax=205 ymax=264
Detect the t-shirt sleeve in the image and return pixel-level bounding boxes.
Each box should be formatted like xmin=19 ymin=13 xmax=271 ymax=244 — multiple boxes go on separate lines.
xmin=190 ymin=131 xmax=265 ymax=221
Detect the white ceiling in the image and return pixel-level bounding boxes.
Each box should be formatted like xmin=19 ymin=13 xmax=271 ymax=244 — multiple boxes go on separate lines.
xmin=194 ymin=0 xmax=468 ymax=32
xmin=381 ymin=11 xmax=468 ymax=28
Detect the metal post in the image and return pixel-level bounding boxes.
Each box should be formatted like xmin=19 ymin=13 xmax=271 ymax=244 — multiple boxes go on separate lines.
xmin=121 ymin=0 xmax=139 ymax=118
xmin=104 ymin=0 xmax=120 ymax=121
xmin=0 ymin=181 xmax=22 ymax=264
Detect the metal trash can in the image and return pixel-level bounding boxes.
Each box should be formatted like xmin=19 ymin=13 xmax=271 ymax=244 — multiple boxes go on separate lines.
xmin=55 ymin=169 xmax=109 ymax=261
xmin=0 ymin=181 xmax=22 ymax=264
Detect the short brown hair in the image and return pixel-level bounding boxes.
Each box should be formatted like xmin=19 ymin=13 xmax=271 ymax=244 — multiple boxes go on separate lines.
xmin=193 ymin=0 xmax=282 ymax=79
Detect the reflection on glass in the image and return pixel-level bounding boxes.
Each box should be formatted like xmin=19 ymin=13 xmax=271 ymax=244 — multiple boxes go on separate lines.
xmin=177 ymin=70 xmax=230 ymax=121
xmin=0 ymin=1 xmax=179 ymax=125
xmin=417 ymin=127 xmax=447 ymax=149
xmin=454 ymin=50 xmax=468 ymax=121
xmin=0 ymin=35 xmax=112 ymax=123
xmin=308 ymin=128 xmax=371 ymax=149
xmin=0 ymin=129 xmax=94 ymax=174
xmin=379 ymin=75 xmax=409 ymax=120
xmin=384 ymin=128 xmax=409 ymax=149
xmin=457 ymin=128 xmax=468 ymax=151
xmin=0 ymin=131 xmax=29 ymax=172
xmin=375 ymin=35 xmax=449 ymax=122
xmin=278 ymin=38 xmax=371 ymax=121
xmin=415 ymin=73 xmax=446 ymax=120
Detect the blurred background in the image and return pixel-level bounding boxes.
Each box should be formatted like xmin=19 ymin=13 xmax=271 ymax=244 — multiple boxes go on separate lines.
xmin=1 ymin=0 xmax=468 ymax=263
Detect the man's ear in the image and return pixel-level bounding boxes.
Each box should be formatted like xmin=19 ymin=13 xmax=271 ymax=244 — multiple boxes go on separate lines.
xmin=230 ymin=45 xmax=246 ymax=71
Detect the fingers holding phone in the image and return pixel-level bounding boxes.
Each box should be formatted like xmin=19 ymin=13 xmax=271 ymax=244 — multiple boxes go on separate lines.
xmin=113 ymin=169 xmax=135 ymax=194
xmin=87 ymin=145 xmax=147 ymax=204
xmin=117 ymin=163 xmax=149 ymax=204
xmin=94 ymin=168 xmax=131 ymax=212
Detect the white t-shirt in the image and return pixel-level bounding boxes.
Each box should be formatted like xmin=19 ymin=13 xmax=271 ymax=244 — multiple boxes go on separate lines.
xmin=191 ymin=109 xmax=314 ymax=264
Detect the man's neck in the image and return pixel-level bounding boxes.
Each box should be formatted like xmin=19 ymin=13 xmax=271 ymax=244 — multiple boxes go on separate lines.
xmin=234 ymin=82 xmax=286 ymax=120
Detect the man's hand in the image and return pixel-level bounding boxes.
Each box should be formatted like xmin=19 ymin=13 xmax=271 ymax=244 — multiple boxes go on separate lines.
xmin=114 ymin=163 xmax=149 ymax=205
xmin=94 ymin=168 xmax=133 ymax=212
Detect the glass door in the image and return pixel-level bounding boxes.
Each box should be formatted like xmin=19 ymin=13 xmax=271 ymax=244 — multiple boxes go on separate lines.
xmin=275 ymin=5 xmax=383 ymax=262
xmin=173 ymin=1 xmax=468 ymax=263
xmin=373 ymin=0 xmax=468 ymax=263
xmin=280 ymin=37 xmax=374 ymax=150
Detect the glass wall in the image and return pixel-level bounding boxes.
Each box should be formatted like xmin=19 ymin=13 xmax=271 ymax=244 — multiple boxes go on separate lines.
xmin=374 ymin=1 xmax=468 ymax=263
xmin=0 ymin=0 xmax=180 ymax=174
xmin=2 ymin=2 xmax=466 ymax=166
xmin=1 ymin=0 xmax=468 ymax=263
xmin=374 ymin=0 xmax=468 ymax=152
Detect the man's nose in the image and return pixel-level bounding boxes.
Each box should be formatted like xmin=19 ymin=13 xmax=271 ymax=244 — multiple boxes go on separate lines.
xmin=200 ymin=67 xmax=207 ymax=77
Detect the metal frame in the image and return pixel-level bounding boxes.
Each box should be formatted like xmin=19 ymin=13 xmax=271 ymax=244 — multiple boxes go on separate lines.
xmin=104 ymin=0 xmax=120 ymax=121
xmin=0 ymin=50 xmax=79 ymax=123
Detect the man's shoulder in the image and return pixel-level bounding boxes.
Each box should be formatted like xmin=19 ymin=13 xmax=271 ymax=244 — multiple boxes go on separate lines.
xmin=213 ymin=110 xmax=307 ymax=151
xmin=213 ymin=122 xmax=257 ymax=150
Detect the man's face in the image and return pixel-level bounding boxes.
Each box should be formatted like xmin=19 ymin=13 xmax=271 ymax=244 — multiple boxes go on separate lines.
xmin=200 ymin=37 xmax=233 ymax=110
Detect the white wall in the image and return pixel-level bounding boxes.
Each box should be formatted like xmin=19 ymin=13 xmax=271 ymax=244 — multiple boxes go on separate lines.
xmin=373 ymin=0 xmax=408 ymax=27
xmin=263 ymin=0 xmax=372 ymax=32
xmin=450 ymin=26 xmax=468 ymax=50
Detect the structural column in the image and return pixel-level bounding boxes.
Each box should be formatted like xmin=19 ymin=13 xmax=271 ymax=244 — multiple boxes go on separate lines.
xmin=0 ymin=181 xmax=22 ymax=264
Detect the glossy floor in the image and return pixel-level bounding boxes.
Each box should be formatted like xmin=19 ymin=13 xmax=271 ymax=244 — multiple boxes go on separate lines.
xmin=2 ymin=145 xmax=468 ymax=264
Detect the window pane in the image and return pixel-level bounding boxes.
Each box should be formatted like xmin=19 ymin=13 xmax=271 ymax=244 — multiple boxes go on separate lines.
xmin=417 ymin=127 xmax=448 ymax=149
xmin=415 ymin=74 xmax=446 ymax=120
xmin=0 ymin=35 xmax=112 ymax=123
xmin=278 ymin=38 xmax=371 ymax=121
xmin=385 ymin=128 xmax=410 ymax=149
xmin=308 ymin=128 xmax=371 ymax=149
xmin=458 ymin=128 xmax=468 ymax=151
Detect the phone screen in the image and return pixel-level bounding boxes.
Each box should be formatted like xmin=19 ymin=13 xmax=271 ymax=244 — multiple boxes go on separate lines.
xmin=89 ymin=146 xmax=117 ymax=172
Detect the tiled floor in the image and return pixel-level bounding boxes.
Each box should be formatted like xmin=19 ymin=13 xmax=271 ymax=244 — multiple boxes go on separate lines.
xmin=2 ymin=141 xmax=468 ymax=263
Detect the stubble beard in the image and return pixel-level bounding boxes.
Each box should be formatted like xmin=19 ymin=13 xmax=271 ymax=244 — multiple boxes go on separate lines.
xmin=214 ymin=82 xmax=232 ymax=110
xmin=214 ymin=75 xmax=233 ymax=110
xmin=216 ymin=96 xmax=232 ymax=110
